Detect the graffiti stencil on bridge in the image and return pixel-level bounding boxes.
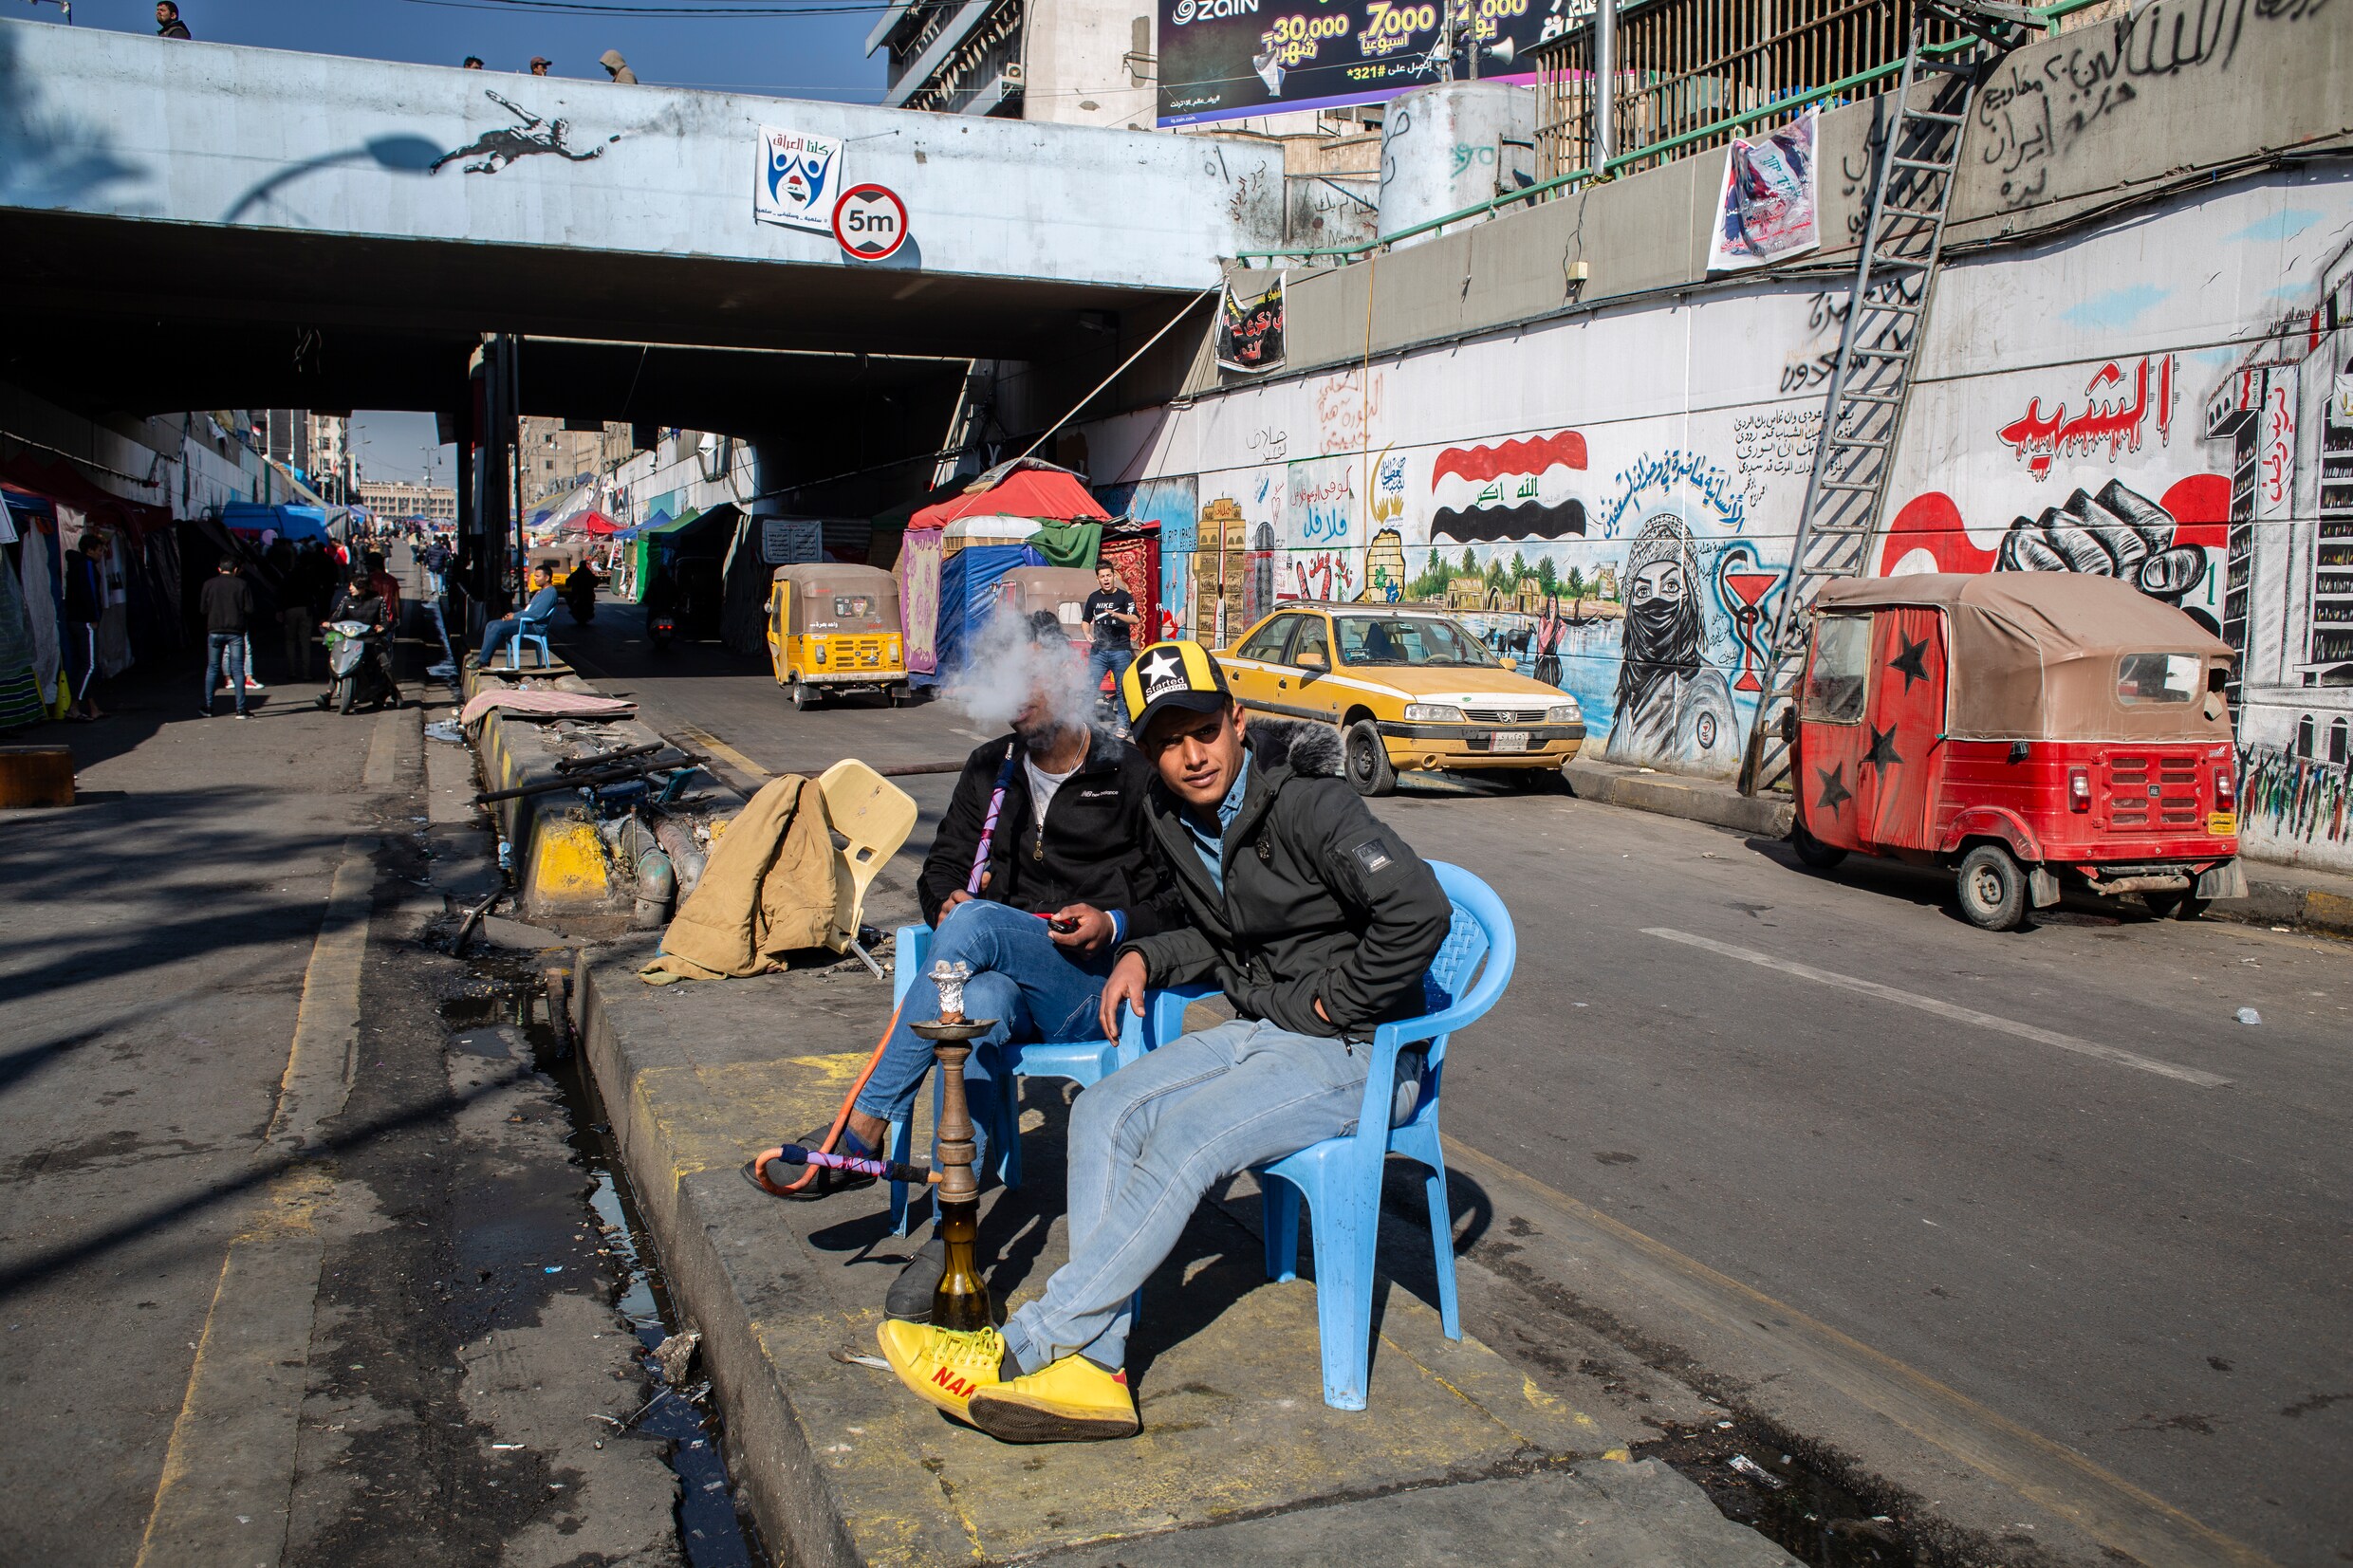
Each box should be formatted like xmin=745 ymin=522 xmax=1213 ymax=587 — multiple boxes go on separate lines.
xmin=434 ymin=91 xmax=618 ymax=175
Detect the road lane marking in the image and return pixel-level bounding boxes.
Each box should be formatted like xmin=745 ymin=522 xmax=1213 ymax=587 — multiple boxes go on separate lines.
xmin=672 ymin=722 xmax=771 ymax=784
xmin=1443 ymin=1138 xmax=2280 ymax=1568
xmin=266 ymin=838 xmax=377 ymax=1150
xmin=1642 ymin=927 xmax=2228 ymax=1088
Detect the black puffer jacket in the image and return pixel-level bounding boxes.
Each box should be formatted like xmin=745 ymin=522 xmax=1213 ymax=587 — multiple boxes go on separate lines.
xmin=1121 ymin=719 xmax=1452 ymax=1040
xmin=917 ymin=728 xmax=1181 ymax=937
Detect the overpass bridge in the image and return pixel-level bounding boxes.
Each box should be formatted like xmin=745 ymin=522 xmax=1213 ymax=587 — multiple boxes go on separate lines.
xmin=0 ymin=20 xmax=1278 ymax=434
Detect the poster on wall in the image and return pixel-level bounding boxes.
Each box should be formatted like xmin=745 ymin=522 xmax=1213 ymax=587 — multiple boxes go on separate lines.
xmin=1156 ymin=0 xmax=1567 ymax=128
xmin=760 ymin=516 xmax=824 ymax=564
xmin=1706 ymin=108 xmax=1819 ymax=273
xmin=1216 ymin=272 xmax=1287 ymax=374
xmin=753 ymin=126 xmax=844 ymax=233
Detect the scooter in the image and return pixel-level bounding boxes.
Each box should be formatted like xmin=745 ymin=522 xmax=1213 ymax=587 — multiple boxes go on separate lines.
xmin=565 ymin=571 xmax=598 ymax=624
xmin=648 ymin=612 xmax=676 ymax=651
xmin=318 ymin=619 xmax=394 ymax=714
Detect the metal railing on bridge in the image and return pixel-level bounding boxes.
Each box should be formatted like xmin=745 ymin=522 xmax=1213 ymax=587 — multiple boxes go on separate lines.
xmin=1232 ymin=0 xmax=2118 ymax=269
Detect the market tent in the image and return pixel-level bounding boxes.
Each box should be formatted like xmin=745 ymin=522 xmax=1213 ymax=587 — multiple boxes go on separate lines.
xmin=909 ymin=459 xmax=1110 ymax=533
xmin=930 ymin=542 xmax=1029 ymax=683
xmin=896 ymin=526 xmax=941 ymax=678
xmin=222 ymin=501 xmax=331 ymax=543
xmin=568 ymin=510 xmax=619 ymax=537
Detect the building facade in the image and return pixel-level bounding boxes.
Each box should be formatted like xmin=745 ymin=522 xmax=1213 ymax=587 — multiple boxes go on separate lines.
xmin=359 ymin=480 xmax=457 ymax=523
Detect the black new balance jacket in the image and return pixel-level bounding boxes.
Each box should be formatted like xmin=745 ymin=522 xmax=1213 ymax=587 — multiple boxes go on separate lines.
xmin=1120 ymin=719 xmax=1452 ymax=1041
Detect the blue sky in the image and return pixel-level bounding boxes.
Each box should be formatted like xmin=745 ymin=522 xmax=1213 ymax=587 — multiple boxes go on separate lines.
xmin=43 ymin=0 xmax=897 ymax=480
xmin=51 ymin=0 xmax=889 ymax=100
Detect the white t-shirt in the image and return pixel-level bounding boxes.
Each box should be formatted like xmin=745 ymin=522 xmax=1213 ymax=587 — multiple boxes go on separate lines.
xmin=1024 ymin=753 xmax=1082 ymax=833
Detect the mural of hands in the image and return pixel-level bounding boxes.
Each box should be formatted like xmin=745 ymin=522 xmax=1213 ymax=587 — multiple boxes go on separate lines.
xmin=1993 ymin=480 xmax=2205 ymax=604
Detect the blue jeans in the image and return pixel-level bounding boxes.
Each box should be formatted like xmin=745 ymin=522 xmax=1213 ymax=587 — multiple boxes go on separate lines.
xmin=478 ymin=617 xmax=528 ymax=663
xmin=1086 ymin=644 xmax=1135 ymax=705
xmin=203 ymin=633 xmax=247 ymax=714
xmin=998 ymin=1018 xmax=1366 ymax=1374
xmin=855 ymin=899 xmax=1114 ymax=1176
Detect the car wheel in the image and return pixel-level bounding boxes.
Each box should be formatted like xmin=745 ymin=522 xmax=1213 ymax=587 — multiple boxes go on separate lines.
xmin=1956 ymin=843 xmax=2029 ymax=931
xmin=1790 ymin=821 xmax=1847 ymax=870
xmin=2142 ymin=891 xmax=2210 ymax=921
xmin=791 ymin=682 xmax=820 ymax=711
xmin=1344 ymin=719 xmax=1397 ymax=797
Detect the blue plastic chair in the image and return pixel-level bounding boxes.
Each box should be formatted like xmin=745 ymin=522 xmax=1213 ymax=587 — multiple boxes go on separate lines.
xmin=504 ymin=611 xmax=554 ymax=670
xmin=884 ymin=921 xmax=1160 ymax=1234
xmin=1225 ymin=861 xmax=1514 ymax=1411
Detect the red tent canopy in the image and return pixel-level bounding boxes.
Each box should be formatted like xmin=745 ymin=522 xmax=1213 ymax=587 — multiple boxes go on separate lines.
xmin=1 ymin=454 xmax=174 ymax=535
xmin=910 ymin=463 xmax=1110 ymax=531
xmin=565 ymin=509 xmax=619 ymax=536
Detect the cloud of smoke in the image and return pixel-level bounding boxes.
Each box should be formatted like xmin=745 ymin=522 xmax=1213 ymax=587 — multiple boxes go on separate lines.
xmin=944 ymin=607 xmax=1100 ymax=740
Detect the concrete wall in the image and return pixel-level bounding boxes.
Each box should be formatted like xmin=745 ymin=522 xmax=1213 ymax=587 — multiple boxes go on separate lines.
xmin=1077 ymin=0 xmax=2353 ymax=871
xmin=0 ymin=17 xmax=1283 ymax=293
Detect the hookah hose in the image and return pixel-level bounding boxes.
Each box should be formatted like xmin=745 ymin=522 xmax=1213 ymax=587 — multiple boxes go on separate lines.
xmin=750 ymin=998 xmax=904 ymax=1196
xmin=752 ymin=751 xmax=1016 ymax=1197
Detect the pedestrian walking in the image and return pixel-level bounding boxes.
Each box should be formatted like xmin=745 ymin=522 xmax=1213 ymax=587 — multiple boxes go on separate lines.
xmin=155 ymin=2 xmax=193 ymax=39
xmin=199 ymin=556 xmax=254 ymax=718
xmin=599 ymin=49 xmax=638 ymax=83
xmin=62 ymin=538 xmax=103 ymax=722
xmin=281 ymin=544 xmax=320 ymax=681
xmin=528 ymin=56 xmax=552 ymax=75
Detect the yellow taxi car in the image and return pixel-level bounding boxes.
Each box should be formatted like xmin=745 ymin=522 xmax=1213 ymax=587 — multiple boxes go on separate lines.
xmin=765 ymin=563 xmax=908 ymax=710
xmin=1216 ymin=603 xmax=1584 ymax=795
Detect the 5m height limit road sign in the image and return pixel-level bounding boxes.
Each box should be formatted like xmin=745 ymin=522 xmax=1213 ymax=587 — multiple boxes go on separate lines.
xmin=832 ymin=184 xmax=908 ymax=261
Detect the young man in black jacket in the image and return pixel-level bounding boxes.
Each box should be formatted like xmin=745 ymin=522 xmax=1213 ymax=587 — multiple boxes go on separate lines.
xmin=879 ymin=639 xmax=1453 ymax=1441
xmin=781 ymin=618 xmax=1178 ymax=1318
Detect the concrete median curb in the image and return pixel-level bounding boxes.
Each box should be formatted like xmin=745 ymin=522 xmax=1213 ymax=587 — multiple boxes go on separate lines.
xmin=1562 ymin=756 xmax=2353 ymax=941
xmin=566 ymin=935 xmax=1800 ymax=1568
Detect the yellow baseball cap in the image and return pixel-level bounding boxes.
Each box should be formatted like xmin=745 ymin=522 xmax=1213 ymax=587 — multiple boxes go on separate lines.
xmin=1121 ymin=639 xmax=1231 ymax=733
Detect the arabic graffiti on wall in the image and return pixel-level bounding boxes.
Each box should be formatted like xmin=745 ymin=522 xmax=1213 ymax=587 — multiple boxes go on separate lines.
xmin=1284 ymin=454 xmax=1358 ymax=549
xmin=1996 ymin=355 xmax=2177 ymax=478
xmin=1596 ymin=449 xmax=1748 ymax=540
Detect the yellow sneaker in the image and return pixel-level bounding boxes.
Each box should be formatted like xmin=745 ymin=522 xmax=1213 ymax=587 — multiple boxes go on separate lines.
xmin=876 ymin=1319 xmax=1004 ymax=1422
xmin=965 ymin=1355 xmax=1139 ymax=1443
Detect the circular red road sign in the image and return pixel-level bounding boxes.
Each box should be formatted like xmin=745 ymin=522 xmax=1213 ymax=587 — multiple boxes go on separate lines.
xmin=831 ymin=184 xmax=909 ymax=261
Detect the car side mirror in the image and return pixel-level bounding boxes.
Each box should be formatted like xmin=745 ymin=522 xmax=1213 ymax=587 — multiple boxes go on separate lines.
xmin=1296 ymin=649 xmax=1328 ymax=673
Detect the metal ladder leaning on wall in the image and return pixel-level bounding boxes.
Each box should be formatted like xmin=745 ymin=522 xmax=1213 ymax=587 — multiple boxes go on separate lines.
xmin=1737 ymin=0 xmax=2038 ymax=797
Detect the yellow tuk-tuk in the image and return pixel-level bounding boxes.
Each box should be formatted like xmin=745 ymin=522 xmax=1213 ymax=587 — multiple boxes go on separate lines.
xmin=766 ymin=563 xmax=907 ymax=710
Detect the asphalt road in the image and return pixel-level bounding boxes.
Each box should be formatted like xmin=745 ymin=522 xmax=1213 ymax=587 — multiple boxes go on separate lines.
xmin=550 ymin=602 xmax=2349 ymax=1568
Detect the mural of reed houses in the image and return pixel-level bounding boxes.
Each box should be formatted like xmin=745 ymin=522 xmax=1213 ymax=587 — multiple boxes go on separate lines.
xmin=2237 ymin=743 xmax=2353 ymax=853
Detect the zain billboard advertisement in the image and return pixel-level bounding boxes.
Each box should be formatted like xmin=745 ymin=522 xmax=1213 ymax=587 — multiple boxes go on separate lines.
xmin=1156 ymin=0 xmax=1577 ymax=128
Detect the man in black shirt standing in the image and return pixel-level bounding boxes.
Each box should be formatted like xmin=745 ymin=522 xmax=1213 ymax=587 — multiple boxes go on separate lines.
xmin=199 ymin=556 xmax=254 ymax=718
xmin=1081 ymin=563 xmax=1138 ymax=729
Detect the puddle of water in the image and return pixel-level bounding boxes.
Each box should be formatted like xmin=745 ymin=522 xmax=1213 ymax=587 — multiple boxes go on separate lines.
xmin=1637 ymin=1420 xmax=1912 ymax=1568
xmin=438 ymin=972 xmax=770 ymax=1568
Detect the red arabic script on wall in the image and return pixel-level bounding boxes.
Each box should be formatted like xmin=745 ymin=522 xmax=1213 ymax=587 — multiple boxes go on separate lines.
xmin=1996 ymin=355 xmax=2176 ymax=480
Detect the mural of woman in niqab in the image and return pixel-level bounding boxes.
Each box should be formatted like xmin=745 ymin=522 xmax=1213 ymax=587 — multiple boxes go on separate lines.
xmin=1604 ymin=513 xmax=1739 ymax=779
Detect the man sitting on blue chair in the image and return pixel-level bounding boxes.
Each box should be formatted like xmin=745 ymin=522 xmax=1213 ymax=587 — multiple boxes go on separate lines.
xmin=475 ymin=563 xmax=559 ymax=667
xmin=878 ymin=639 xmax=1452 ymax=1443
xmin=772 ymin=612 xmax=1179 ymax=1319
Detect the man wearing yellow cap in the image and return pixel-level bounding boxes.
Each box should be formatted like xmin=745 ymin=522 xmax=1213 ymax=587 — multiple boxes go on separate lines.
xmin=877 ymin=640 xmax=1454 ymax=1441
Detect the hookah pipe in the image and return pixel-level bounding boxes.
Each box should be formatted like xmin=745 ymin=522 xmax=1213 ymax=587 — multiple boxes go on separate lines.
xmin=749 ymin=749 xmax=1021 ymax=1199
xmin=767 ymin=1143 xmax=941 ymax=1185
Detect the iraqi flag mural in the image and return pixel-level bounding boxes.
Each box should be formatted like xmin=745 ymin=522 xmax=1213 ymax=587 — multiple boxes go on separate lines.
xmin=1429 ymin=432 xmax=1588 ymax=545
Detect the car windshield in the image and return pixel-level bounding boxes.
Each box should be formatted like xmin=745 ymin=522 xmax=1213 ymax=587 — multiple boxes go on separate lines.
xmin=1335 ymin=615 xmax=1489 ymax=667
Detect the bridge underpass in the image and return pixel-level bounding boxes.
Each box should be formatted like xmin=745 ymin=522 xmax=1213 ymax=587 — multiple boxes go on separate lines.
xmin=0 ymin=18 xmax=1274 ymax=584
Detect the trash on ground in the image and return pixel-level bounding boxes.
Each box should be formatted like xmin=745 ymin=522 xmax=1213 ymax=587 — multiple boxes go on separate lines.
xmin=1728 ymin=1454 xmax=1787 ymax=1490
xmin=2235 ymin=1007 xmax=2261 ymax=1025
xmin=424 ymin=720 xmax=468 ymax=744
xmin=655 ymin=1329 xmax=702 ymax=1386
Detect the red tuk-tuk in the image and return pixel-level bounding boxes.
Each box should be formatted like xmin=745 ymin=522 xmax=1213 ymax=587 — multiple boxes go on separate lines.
xmin=1788 ymin=573 xmax=2246 ymax=931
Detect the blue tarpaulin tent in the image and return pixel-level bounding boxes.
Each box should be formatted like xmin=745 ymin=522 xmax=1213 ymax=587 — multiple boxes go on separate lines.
xmin=222 ymin=502 xmax=331 ymax=543
xmin=921 ymin=543 xmax=1036 ymax=687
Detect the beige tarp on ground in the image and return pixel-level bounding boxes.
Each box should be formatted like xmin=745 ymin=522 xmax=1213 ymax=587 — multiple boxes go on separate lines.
xmin=1814 ymin=573 xmax=2235 ymax=743
xmin=639 ymin=774 xmax=838 ymax=984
